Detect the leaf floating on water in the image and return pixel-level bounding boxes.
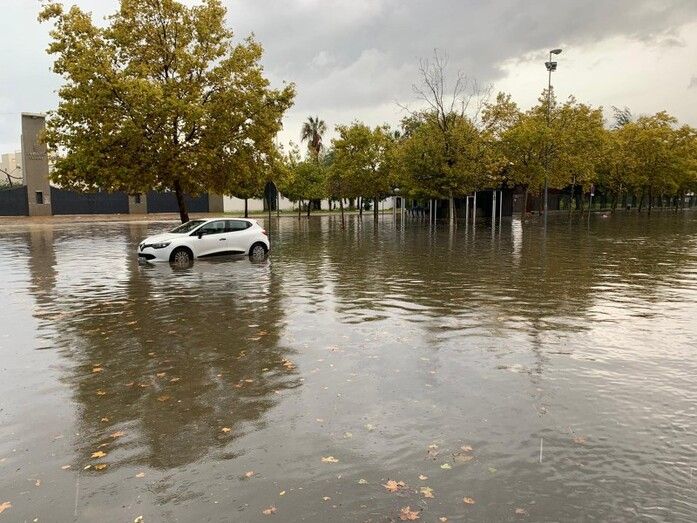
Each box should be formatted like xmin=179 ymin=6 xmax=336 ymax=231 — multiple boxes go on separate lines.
xmin=243 ymin=471 xmax=255 ymax=478
xmin=281 ymin=359 xmax=295 ymax=370
xmin=100 ymin=417 xmax=109 ymax=422
xmin=438 ymin=518 xmax=448 ymax=522
xmin=358 ymin=478 xmax=368 ymax=484
xmin=453 ymin=453 xmax=474 ymax=464
xmin=321 ymin=456 xmax=339 ymax=463
xmin=279 ymin=491 xmax=286 ymax=496
xmin=572 ymin=435 xmax=587 ymax=445
xmin=96 ymin=390 xmax=107 ymax=396
xmin=221 ymin=427 xmax=232 ymax=433
xmin=94 ymin=463 xmax=108 ymax=471
xmin=169 ymin=377 xmax=181 ymax=383
xmin=463 ymin=497 xmax=476 ymax=505
xmin=156 ymin=373 xmax=166 ymax=378
xmin=420 ymin=486 xmax=434 ymax=498
xmin=61 ymin=465 xmax=71 ymax=470
xmin=322 ymin=496 xmax=331 ymax=501
xmin=134 ymin=517 xmax=143 ymax=523
xmin=399 ymin=506 xmax=420 ymax=520
xmin=383 ymin=480 xmax=406 ymax=493
xmin=427 ymin=444 xmax=439 ymax=458
xmin=515 ymin=507 xmax=528 ymax=516
xmin=157 ymin=395 xmax=171 ymax=402
xmin=262 ymin=506 xmax=277 ymax=515
xmin=365 ymin=423 xmax=375 ymax=432
xmin=460 ymin=445 xmax=473 ymax=452
xmin=418 ymin=474 xmax=428 ymax=481
xmin=91 ymin=451 xmax=107 ymax=459
xmin=110 ymin=431 xmax=125 ymax=439
xmin=440 ymin=463 xmax=452 ymax=470
xmin=135 ymin=472 xmax=145 ymax=478
xmin=92 ymin=367 xmax=104 ymax=373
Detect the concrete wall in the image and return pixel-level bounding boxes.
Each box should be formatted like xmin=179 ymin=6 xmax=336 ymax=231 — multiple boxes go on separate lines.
xmin=223 ymin=195 xmax=295 ymax=213
xmin=21 ymin=113 xmax=52 ymax=216
xmin=128 ymin=193 xmax=147 ymax=214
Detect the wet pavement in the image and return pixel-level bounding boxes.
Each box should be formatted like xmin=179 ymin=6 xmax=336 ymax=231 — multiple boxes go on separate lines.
xmin=1 ymin=213 xmax=697 ymax=522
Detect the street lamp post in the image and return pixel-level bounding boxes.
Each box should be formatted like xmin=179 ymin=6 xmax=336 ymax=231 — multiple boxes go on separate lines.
xmin=544 ymin=48 xmax=562 ymax=230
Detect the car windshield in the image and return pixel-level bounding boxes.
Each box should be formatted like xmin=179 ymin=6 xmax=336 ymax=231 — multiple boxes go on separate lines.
xmin=169 ymin=220 xmax=206 ymax=234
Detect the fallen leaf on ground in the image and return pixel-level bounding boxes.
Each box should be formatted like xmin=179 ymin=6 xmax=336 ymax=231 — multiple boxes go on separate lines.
xmin=262 ymin=506 xmax=277 ymax=515
xmin=399 ymin=506 xmax=420 ymax=520
xmin=515 ymin=508 xmax=528 ymax=516
xmin=156 ymin=373 xmax=166 ymax=378
xmin=96 ymin=390 xmax=107 ymax=396
xmin=243 ymin=471 xmax=255 ymax=478
xmin=418 ymin=474 xmax=428 ymax=480
xmin=420 ymin=486 xmax=434 ymax=498
xmin=100 ymin=417 xmax=109 ymax=422
xmin=383 ymin=480 xmax=406 ymax=492
xmin=92 ymin=367 xmax=104 ymax=373
xmin=0 ymin=502 xmax=11 ymax=514
xmin=463 ymin=497 xmax=476 ymax=505
xmin=221 ymin=427 xmax=232 ymax=433
xmin=281 ymin=359 xmax=295 ymax=370
xmin=110 ymin=431 xmax=125 ymax=439
xmin=321 ymin=456 xmax=339 ymax=463
xmin=169 ymin=377 xmax=181 ymax=383
xmin=453 ymin=453 xmax=474 ymax=464
xmin=94 ymin=464 xmax=108 ymax=471
xmin=440 ymin=463 xmax=452 ymax=470
xmin=91 ymin=451 xmax=107 ymax=459
xmin=135 ymin=472 xmax=145 ymax=478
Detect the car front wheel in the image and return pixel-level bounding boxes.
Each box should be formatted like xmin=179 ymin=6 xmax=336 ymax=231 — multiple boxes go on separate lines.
xmin=170 ymin=247 xmax=193 ymax=266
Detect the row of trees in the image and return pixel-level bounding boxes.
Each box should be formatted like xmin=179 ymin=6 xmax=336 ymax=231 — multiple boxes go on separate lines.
xmin=41 ymin=2 xmax=697 ymax=222
xmin=278 ymin=89 xmax=697 ymax=225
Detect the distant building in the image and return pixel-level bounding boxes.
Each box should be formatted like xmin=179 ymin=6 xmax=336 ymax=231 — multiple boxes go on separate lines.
xmin=0 ymin=150 xmax=22 ymax=173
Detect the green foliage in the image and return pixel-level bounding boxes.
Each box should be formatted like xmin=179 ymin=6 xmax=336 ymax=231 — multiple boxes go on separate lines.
xmin=329 ymin=123 xmax=394 ymax=200
xmin=40 ymin=0 xmax=295 ymax=220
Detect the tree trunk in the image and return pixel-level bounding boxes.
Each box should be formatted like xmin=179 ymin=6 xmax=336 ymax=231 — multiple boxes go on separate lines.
xmin=244 ymin=198 xmax=249 ymax=218
xmin=307 ymin=199 xmax=311 ymax=218
xmin=359 ymin=197 xmax=363 ymax=217
xmin=449 ymin=192 xmax=455 ymax=228
xmin=173 ymin=180 xmax=189 ymax=223
xmin=266 ymin=193 xmax=272 ymax=227
xmin=569 ymin=177 xmax=576 ymax=216
xmin=638 ymin=188 xmax=645 ymax=213
xmin=340 ymin=197 xmax=345 ymax=228
xmin=648 ymin=186 xmax=653 ymax=215
xmin=373 ymin=197 xmax=379 ymax=223
xmin=298 ymin=201 xmax=302 ymax=220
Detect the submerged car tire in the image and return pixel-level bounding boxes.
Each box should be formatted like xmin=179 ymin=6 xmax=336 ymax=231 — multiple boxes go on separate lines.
xmin=170 ymin=247 xmax=194 ymax=266
xmin=249 ymin=242 xmax=268 ymax=260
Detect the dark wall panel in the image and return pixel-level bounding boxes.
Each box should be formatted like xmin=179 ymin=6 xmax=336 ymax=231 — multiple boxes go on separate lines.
xmin=146 ymin=191 xmax=209 ymax=213
xmin=0 ymin=186 xmax=29 ymax=216
xmin=51 ymin=187 xmax=129 ymax=215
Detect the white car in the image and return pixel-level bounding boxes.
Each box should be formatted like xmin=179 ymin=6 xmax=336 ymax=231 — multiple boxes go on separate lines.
xmin=138 ymin=218 xmax=269 ymax=264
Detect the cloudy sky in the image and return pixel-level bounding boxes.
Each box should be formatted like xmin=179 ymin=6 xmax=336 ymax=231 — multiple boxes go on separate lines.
xmin=1 ymin=0 xmax=697 ymax=154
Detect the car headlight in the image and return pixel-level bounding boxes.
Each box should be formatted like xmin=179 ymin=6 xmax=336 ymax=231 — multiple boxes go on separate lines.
xmin=151 ymin=242 xmax=171 ymax=249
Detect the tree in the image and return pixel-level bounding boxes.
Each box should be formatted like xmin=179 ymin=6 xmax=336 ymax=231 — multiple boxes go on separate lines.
xmin=301 ymin=116 xmax=327 ymax=158
xmin=401 ymin=50 xmax=490 ymax=225
xmin=277 ymin=143 xmax=327 ymax=218
xmin=40 ymin=0 xmax=295 ymax=222
xmin=330 ymin=123 xmax=394 ymax=224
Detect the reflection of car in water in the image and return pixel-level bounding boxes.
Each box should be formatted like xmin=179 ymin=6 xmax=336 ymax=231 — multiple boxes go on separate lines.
xmin=137 ymin=218 xmax=269 ymax=264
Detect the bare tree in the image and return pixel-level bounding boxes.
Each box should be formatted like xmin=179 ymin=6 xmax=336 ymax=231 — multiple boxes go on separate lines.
xmin=400 ymin=49 xmax=492 ymax=227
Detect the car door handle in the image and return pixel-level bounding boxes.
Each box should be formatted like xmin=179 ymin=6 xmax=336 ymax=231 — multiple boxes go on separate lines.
xmin=219 ymin=238 xmax=226 ymax=241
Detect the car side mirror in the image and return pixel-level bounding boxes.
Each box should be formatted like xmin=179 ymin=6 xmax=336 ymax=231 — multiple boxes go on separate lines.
xmin=197 ymin=231 xmax=203 ymax=239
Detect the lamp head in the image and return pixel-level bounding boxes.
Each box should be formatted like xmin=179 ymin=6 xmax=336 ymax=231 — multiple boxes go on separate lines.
xmin=550 ymin=48 xmax=562 ymax=55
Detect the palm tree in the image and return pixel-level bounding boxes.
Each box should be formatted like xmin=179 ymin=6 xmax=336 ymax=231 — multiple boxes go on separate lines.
xmin=301 ymin=116 xmax=327 ymax=158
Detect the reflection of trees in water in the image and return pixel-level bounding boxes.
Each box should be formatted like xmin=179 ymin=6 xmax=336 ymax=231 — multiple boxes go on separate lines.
xmin=312 ymin=214 xmax=697 ymax=333
xmin=25 ymin=224 xmax=298 ymax=470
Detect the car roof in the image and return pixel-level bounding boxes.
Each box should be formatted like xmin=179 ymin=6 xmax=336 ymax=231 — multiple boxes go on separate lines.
xmin=201 ymin=217 xmax=255 ymax=222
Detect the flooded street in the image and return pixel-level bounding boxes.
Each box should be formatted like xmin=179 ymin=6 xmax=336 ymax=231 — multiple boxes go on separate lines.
xmin=1 ymin=213 xmax=697 ymax=522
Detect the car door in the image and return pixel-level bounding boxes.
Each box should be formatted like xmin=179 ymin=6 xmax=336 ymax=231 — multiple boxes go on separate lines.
xmin=193 ymin=220 xmax=228 ymax=257
xmin=224 ymin=219 xmax=253 ymax=254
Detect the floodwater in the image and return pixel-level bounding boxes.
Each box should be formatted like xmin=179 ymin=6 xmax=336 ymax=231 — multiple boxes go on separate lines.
xmin=1 ymin=213 xmax=697 ymax=522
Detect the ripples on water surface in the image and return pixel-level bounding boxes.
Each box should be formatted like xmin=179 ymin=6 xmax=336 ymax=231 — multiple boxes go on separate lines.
xmin=1 ymin=213 xmax=697 ymax=522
